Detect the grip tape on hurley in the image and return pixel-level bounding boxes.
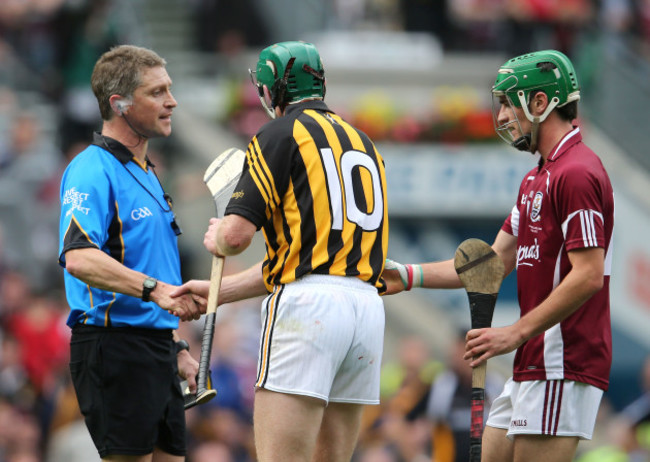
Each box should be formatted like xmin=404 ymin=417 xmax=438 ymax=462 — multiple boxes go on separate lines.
xmin=468 ymin=292 xmax=497 ymax=329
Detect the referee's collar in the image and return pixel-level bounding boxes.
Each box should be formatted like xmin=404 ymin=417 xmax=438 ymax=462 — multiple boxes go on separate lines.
xmin=92 ymin=132 xmax=155 ymax=167
xmin=284 ymin=99 xmax=331 ymax=116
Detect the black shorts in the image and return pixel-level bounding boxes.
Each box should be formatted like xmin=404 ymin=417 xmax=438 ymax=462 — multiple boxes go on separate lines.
xmin=69 ymin=324 xmax=186 ymax=458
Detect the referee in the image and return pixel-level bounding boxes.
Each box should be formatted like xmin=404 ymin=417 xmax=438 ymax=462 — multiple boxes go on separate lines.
xmin=174 ymin=41 xmax=389 ymax=462
xmin=58 ymin=45 xmax=201 ymax=461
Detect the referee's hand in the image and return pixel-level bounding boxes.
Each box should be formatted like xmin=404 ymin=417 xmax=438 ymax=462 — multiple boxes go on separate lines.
xmin=177 ymin=350 xmax=199 ymax=394
xmin=153 ymin=281 xmax=202 ymax=321
xmin=170 ymin=280 xmax=209 ymax=314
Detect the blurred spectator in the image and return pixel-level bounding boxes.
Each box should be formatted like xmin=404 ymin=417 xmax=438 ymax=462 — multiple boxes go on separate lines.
xmin=190 ymin=441 xmax=236 ymax=462
xmin=5 ymin=292 xmax=69 ymax=452
xmin=426 ymin=331 xmax=503 ymax=462
xmin=186 ymin=303 xmax=259 ymax=462
xmin=331 ymin=0 xmax=366 ymax=29
xmin=193 ymin=0 xmax=270 ymax=56
xmin=574 ymin=397 xmax=636 ymax=462
xmin=0 ymin=110 xmax=58 ymax=177
xmin=399 ymin=0 xmax=452 ymax=49
xmin=0 ymin=399 xmax=43 ymax=462
xmin=55 ymin=0 xmax=145 ymax=153
xmin=5 ymin=295 xmax=68 ymax=397
xmin=601 ymin=0 xmax=635 ymax=34
xmin=0 ymin=270 xmax=31 ymax=321
xmin=446 ymin=0 xmax=507 ymax=51
xmin=357 ymin=336 xmax=442 ymax=460
xmin=0 ymin=0 xmax=66 ymax=95
xmin=0 ymin=110 xmax=63 ymax=286
xmin=0 ymin=332 xmax=29 ymax=400
xmin=46 ymin=377 xmax=98 ymax=462
xmin=634 ymin=0 xmax=650 ymax=56
xmin=610 ymin=355 xmax=650 ymax=460
xmin=381 ymin=336 xmax=441 ymax=418
xmin=353 ymin=443 xmax=401 ymax=462
xmin=503 ymin=0 xmax=595 ymax=56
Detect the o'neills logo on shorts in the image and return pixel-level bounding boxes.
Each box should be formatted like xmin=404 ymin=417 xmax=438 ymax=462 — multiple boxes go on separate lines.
xmin=511 ymin=419 xmax=527 ymax=427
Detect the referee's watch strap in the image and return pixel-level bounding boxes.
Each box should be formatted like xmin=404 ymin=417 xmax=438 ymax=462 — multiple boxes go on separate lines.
xmin=142 ymin=277 xmax=158 ymax=301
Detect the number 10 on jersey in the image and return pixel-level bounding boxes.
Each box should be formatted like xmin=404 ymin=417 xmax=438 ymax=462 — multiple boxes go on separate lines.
xmin=320 ymin=148 xmax=384 ymax=232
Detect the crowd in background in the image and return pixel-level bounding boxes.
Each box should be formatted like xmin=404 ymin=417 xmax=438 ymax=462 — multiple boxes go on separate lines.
xmin=1 ymin=0 xmax=650 ymax=461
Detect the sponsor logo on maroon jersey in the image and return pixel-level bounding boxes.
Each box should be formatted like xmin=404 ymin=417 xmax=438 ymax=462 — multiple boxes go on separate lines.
xmin=517 ymin=238 xmax=540 ymax=267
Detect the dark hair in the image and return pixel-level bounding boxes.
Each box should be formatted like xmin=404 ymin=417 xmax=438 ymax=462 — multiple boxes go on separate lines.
xmin=529 ymin=90 xmax=578 ymax=122
xmin=556 ymin=100 xmax=578 ymax=121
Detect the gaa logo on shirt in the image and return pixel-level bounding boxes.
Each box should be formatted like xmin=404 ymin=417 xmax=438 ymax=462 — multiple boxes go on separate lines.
xmin=530 ymin=191 xmax=543 ymax=222
xmin=131 ymin=207 xmax=153 ymax=220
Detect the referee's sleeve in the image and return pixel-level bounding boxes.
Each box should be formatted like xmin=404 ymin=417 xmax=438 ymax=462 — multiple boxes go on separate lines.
xmin=59 ymin=159 xmax=113 ymax=265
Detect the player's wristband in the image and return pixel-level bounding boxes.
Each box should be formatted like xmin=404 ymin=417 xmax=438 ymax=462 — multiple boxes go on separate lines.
xmin=385 ymin=258 xmax=423 ymax=291
xmin=405 ymin=263 xmax=423 ymax=290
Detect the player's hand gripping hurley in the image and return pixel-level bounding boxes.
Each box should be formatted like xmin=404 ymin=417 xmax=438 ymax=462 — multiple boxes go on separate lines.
xmin=185 ymin=147 xmax=246 ymax=409
xmin=454 ymin=238 xmax=504 ymax=462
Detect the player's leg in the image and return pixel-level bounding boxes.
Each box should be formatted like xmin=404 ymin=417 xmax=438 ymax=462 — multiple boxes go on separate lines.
xmin=481 ymin=426 xmax=513 ymax=462
xmin=252 ymin=277 xmax=359 ymax=461
xmin=312 ymin=402 xmax=365 ymax=462
xmin=482 ymin=377 xmax=517 ymax=462
xmin=512 ymin=435 xmax=579 ymax=462
xmin=504 ymin=380 xmax=601 ymax=462
xmin=254 ymin=388 xmax=326 ymax=462
xmin=314 ymin=279 xmax=383 ymax=461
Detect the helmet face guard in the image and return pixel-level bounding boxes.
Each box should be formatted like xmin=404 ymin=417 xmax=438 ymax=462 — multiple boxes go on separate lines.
xmin=249 ymin=62 xmax=290 ymax=119
xmin=249 ymin=41 xmax=325 ymax=119
xmin=491 ymin=50 xmax=580 ymax=152
xmin=249 ymin=68 xmax=272 ymax=118
xmin=491 ymin=87 xmax=530 ymax=151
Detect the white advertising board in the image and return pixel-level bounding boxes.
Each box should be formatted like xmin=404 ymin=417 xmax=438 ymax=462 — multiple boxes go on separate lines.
xmin=380 ymin=144 xmax=538 ymax=217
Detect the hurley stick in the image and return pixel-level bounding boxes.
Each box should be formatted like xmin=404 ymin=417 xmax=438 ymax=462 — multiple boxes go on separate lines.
xmin=183 ymin=147 xmax=246 ymax=409
xmin=454 ymin=238 xmax=504 ymax=462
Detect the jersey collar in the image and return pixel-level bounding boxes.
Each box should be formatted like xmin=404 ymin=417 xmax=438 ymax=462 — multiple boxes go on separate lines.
xmin=546 ymin=126 xmax=582 ymax=163
xmin=284 ymin=99 xmax=331 ymax=116
xmin=92 ymin=132 xmax=154 ymax=167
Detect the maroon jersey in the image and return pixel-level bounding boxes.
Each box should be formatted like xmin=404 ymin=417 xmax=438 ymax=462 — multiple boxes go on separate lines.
xmin=502 ymin=127 xmax=614 ymax=391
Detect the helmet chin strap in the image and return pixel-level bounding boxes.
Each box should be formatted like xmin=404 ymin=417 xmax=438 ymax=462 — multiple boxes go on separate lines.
xmin=512 ymin=134 xmax=532 ymax=152
xmin=515 ymin=93 xmax=560 ymax=153
xmin=512 ymin=120 xmax=539 ymax=153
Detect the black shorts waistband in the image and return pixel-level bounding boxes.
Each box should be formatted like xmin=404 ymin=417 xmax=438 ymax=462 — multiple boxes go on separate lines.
xmin=71 ymin=324 xmax=173 ymax=339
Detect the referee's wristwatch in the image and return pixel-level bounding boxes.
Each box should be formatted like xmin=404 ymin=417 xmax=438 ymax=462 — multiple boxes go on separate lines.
xmin=142 ymin=277 xmax=158 ymax=302
xmin=175 ymin=339 xmax=190 ymax=355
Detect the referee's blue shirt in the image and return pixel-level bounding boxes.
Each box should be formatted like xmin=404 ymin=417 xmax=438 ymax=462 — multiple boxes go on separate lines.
xmin=58 ymin=133 xmax=181 ymax=330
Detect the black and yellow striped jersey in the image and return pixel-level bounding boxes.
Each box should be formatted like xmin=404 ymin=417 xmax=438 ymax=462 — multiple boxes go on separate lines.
xmin=225 ymin=100 xmax=389 ymax=293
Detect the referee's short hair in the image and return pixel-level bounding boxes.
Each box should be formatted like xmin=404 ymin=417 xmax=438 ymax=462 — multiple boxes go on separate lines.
xmin=91 ymin=45 xmax=167 ymax=121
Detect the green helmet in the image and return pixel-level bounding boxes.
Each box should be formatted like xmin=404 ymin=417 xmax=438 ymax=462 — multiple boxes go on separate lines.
xmin=250 ymin=41 xmax=325 ymax=118
xmin=492 ymin=50 xmax=580 ymax=152
xmin=493 ymin=49 xmax=580 ymax=109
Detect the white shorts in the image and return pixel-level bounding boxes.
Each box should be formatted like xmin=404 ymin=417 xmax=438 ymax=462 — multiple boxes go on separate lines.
xmin=486 ymin=378 xmax=603 ymax=440
xmin=255 ymin=274 xmax=385 ymax=404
